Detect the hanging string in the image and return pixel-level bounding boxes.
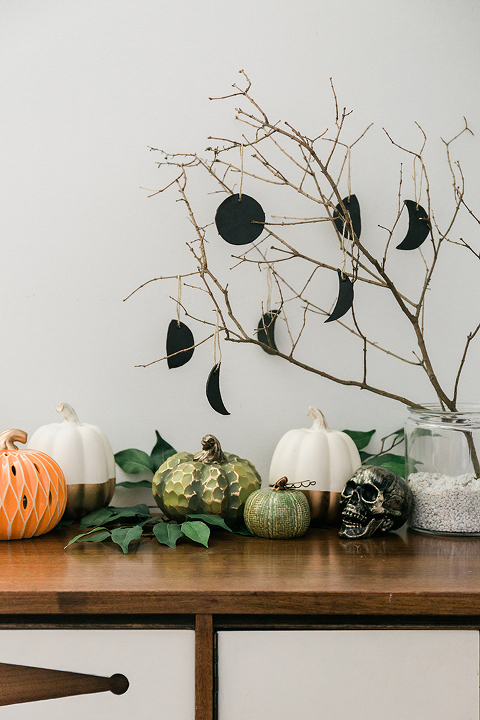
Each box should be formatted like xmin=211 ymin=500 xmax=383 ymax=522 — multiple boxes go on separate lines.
xmin=266 ymin=264 xmax=273 ymax=314
xmin=418 ymin=160 xmax=424 ymax=205
xmin=176 ymin=275 xmax=182 ymax=327
xmin=238 ymin=143 xmax=244 ymax=201
xmin=346 ymin=146 xmax=352 ymax=200
xmin=340 ymin=220 xmax=348 ymax=277
xmin=213 ymin=309 xmax=222 ymax=369
xmin=352 ymin=238 xmax=360 ymax=282
xmin=413 ymin=156 xmax=418 ymax=205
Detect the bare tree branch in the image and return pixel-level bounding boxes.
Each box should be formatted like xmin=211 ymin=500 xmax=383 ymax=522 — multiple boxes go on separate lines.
xmin=138 ymin=73 xmax=479 ymax=423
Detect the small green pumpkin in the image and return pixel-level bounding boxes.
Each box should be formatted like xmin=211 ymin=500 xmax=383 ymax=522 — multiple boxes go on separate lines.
xmin=244 ymin=477 xmax=311 ymax=539
xmin=152 ymin=434 xmax=261 ymax=522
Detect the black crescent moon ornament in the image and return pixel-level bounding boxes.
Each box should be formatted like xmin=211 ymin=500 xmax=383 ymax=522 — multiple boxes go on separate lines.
xmin=215 ymin=193 xmax=265 ymax=245
xmin=257 ymin=310 xmax=280 ymax=354
xmin=166 ymin=320 xmax=195 ymax=369
xmin=396 ymin=200 xmax=431 ymax=250
xmin=333 ymin=195 xmax=361 ymax=240
xmin=325 ymin=269 xmax=354 ymax=323
xmin=206 ymin=363 xmax=230 ymax=415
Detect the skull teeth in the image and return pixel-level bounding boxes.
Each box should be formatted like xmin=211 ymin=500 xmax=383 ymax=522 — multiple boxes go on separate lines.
xmin=342 ymin=507 xmax=368 ymax=524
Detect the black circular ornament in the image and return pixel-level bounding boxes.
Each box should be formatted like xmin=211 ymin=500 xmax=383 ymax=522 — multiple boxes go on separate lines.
xmin=215 ymin=193 xmax=265 ymax=245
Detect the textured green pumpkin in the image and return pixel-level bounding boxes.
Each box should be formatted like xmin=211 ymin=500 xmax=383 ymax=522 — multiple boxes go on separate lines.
xmin=244 ymin=484 xmax=311 ymax=539
xmin=152 ymin=434 xmax=261 ymax=522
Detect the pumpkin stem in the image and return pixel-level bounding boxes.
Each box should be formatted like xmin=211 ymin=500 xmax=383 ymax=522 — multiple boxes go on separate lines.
xmin=307 ymin=406 xmax=329 ymax=430
xmin=272 ymin=476 xmax=289 ymax=491
xmin=0 ymin=429 xmax=28 ymax=452
xmin=56 ymin=402 xmax=82 ymax=426
xmin=193 ymin=435 xmax=227 ymax=464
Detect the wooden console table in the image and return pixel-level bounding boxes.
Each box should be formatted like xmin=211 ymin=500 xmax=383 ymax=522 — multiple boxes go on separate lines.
xmin=1 ymin=523 xmax=480 ymax=718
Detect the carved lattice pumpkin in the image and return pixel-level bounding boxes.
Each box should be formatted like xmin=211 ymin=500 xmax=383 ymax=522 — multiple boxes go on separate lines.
xmin=0 ymin=429 xmax=67 ymax=540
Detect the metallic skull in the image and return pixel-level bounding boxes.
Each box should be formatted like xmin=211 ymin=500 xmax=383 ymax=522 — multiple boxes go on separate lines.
xmin=339 ymin=465 xmax=413 ymax=539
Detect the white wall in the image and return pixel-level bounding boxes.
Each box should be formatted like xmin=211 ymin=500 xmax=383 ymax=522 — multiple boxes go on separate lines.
xmin=1 ymin=0 xmax=479 ymax=487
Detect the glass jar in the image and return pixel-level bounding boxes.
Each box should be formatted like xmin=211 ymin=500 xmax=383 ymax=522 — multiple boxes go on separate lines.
xmin=405 ymin=405 xmax=480 ymax=535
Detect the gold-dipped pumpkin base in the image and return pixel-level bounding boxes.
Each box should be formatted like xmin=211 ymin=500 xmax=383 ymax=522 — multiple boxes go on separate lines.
xmin=302 ymin=489 xmax=342 ymax=527
xmin=63 ymin=477 xmax=116 ymax=520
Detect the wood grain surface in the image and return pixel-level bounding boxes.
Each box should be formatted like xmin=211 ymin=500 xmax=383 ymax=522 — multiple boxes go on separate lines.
xmin=195 ymin=614 xmax=214 ymax=720
xmin=0 ymin=524 xmax=479 ymax=615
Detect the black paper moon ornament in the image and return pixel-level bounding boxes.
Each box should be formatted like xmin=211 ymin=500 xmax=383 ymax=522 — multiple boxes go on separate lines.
xmin=166 ymin=320 xmax=195 ymax=369
xmin=325 ymin=269 xmax=354 ymax=323
xmin=257 ymin=310 xmax=280 ymax=354
xmin=215 ymin=193 xmax=265 ymax=245
xmin=333 ymin=195 xmax=361 ymax=240
xmin=396 ymin=200 xmax=430 ymax=250
xmin=206 ymin=363 xmax=230 ymax=415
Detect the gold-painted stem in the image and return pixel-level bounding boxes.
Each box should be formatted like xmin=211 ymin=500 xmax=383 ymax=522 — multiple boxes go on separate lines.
xmin=0 ymin=429 xmax=27 ymax=452
xmin=194 ymin=435 xmax=227 ymax=464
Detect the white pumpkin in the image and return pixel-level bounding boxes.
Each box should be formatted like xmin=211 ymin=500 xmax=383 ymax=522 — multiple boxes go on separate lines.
xmin=28 ymin=402 xmax=116 ymax=519
xmin=269 ymin=406 xmax=361 ymax=493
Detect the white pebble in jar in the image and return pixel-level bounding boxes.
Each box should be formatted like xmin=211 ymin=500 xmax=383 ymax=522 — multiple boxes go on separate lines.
xmin=409 ymin=472 xmax=480 ymax=534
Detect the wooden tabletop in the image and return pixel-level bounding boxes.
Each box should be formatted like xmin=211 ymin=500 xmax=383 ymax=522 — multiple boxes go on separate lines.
xmin=1 ymin=523 xmax=480 ymax=616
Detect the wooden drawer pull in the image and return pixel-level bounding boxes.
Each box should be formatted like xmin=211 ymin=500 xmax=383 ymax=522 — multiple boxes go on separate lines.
xmin=0 ymin=663 xmax=129 ymax=706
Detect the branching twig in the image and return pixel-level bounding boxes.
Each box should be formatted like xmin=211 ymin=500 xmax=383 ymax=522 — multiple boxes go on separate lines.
xmin=132 ymin=73 xmax=479 ymax=440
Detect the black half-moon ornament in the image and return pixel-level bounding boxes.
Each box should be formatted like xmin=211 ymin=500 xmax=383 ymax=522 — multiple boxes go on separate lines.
xmin=215 ymin=193 xmax=265 ymax=245
xmin=325 ymin=269 xmax=354 ymax=323
xmin=206 ymin=363 xmax=230 ymax=415
xmin=166 ymin=320 xmax=195 ymax=369
xmin=396 ymin=200 xmax=430 ymax=250
xmin=333 ymin=195 xmax=361 ymax=240
xmin=257 ymin=310 xmax=280 ymax=354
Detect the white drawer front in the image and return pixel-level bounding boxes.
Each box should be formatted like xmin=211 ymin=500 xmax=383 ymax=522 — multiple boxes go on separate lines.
xmin=0 ymin=629 xmax=194 ymax=719
xmin=218 ymin=629 xmax=479 ymax=720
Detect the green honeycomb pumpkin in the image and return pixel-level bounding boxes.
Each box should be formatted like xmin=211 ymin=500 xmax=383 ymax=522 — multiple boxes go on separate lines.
xmin=152 ymin=434 xmax=261 ymax=522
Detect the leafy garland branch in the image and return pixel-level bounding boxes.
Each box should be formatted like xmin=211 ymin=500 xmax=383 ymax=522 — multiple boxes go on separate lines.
xmin=63 ymin=427 xmax=406 ymax=554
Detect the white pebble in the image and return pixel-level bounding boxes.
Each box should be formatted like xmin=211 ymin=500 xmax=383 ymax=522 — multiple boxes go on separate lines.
xmin=409 ymin=472 xmax=480 ymax=533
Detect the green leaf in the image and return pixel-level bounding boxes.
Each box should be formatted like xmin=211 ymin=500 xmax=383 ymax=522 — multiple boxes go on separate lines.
xmin=409 ymin=427 xmax=439 ymax=441
xmin=115 ymin=480 xmax=153 ymax=489
xmin=77 ymin=530 xmax=112 ymax=543
xmin=114 ymin=448 xmax=156 ymax=474
xmin=105 ymin=505 xmax=151 ymax=524
xmin=342 ymin=429 xmax=376 ymax=451
xmin=64 ymin=527 xmax=109 ymax=548
xmin=153 ymin=523 xmax=184 ymax=548
xmin=115 ymin=503 xmax=151 ymax=516
xmin=80 ymin=504 xmax=151 ymax=528
xmin=366 ymin=453 xmax=404 ymax=466
xmin=80 ymin=507 xmax=117 ymax=528
xmin=359 ymin=450 xmax=373 ymax=462
xmin=150 ymin=430 xmax=177 ymax=471
xmin=381 ymin=462 xmax=405 ymax=478
xmin=110 ymin=525 xmax=144 ymax=554
xmin=232 ymin=523 xmax=255 ymax=537
xmin=365 ymin=454 xmax=405 ymax=478
xmin=380 ymin=428 xmax=405 ymax=442
xmin=186 ymin=513 xmax=232 ymax=532
xmin=181 ymin=520 xmax=211 ymax=547
xmin=56 ymin=519 xmax=74 ymax=528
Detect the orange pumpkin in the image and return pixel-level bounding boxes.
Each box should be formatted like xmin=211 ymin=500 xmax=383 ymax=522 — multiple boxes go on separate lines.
xmin=0 ymin=428 xmax=67 ymax=540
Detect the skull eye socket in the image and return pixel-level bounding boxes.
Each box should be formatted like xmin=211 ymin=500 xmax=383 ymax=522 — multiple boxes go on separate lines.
xmin=342 ymin=480 xmax=357 ymax=498
xmin=360 ymin=483 xmax=378 ymax=503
